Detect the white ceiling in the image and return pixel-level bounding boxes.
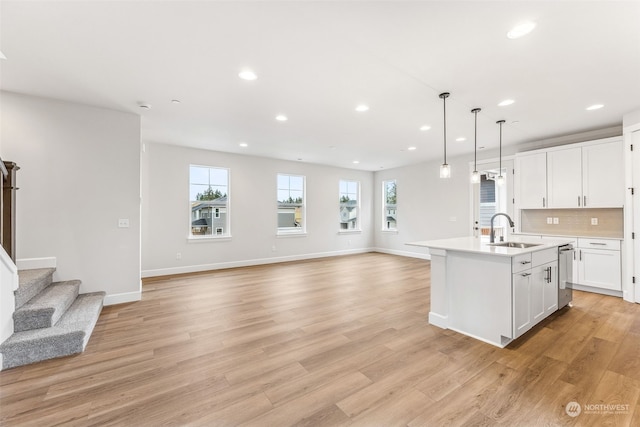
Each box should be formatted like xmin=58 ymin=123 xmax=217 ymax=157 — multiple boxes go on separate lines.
xmin=2 ymin=1 xmax=639 ymax=171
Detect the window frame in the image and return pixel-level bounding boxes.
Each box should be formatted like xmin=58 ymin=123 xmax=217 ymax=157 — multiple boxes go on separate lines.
xmin=188 ymin=164 xmax=231 ymax=240
xmin=277 ymin=173 xmax=306 ymax=236
xmin=338 ymin=179 xmax=361 ymax=233
xmin=382 ymin=179 xmax=397 ymax=232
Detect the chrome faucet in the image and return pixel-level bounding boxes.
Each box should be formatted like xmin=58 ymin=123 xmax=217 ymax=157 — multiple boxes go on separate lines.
xmin=490 ymin=213 xmax=515 ymax=243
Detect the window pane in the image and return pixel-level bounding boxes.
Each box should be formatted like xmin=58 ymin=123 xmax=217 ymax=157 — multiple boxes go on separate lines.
xmin=339 ymin=180 xmax=359 ymax=230
xmin=383 ymin=179 xmax=397 ymax=230
xmin=190 ymin=165 xmax=229 ymax=237
xmin=277 ymin=174 xmax=305 ymax=231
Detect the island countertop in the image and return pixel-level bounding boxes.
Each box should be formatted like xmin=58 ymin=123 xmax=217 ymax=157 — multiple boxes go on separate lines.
xmin=407 ymin=236 xmax=573 ymax=257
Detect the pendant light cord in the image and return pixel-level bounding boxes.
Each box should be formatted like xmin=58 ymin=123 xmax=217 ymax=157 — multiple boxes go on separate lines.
xmin=439 ymin=92 xmax=450 ymax=165
xmin=497 ymin=120 xmax=505 ymax=177
xmin=472 ymin=108 xmax=481 ymax=171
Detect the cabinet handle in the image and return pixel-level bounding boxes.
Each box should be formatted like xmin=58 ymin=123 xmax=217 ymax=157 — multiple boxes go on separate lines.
xmin=542 ymin=197 xmax=546 ymax=208
xmin=521 ymin=273 xmax=531 ymax=277
xmin=589 ymin=242 xmax=607 ymax=246
xmin=578 ymin=196 xmax=581 ymax=207
xmin=520 ymin=261 xmax=531 ymax=265
xmin=584 ymin=196 xmax=587 ymax=206
xmin=579 ymin=250 xmax=582 ymax=261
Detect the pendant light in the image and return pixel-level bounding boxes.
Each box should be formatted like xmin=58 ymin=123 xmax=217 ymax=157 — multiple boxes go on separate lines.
xmin=439 ymin=92 xmax=451 ymax=178
xmin=496 ymin=119 xmax=506 ymax=186
xmin=470 ymin=108 xmax=481 ymax=184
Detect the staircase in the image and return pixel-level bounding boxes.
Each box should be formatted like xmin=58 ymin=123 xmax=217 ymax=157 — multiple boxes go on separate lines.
xmin=0 ymin=267 xmax=105 ymax=369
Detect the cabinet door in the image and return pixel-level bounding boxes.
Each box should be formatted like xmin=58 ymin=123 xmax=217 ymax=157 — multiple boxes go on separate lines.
xmin=531 ymin=264 xmax=546 ymax=324
xmin=547 ymin=147 xmax=582 ymax=208
xmin=578 ymin=248 xmax=622 ymax=291
xmin=515 ymin=153 xmax=547 ymax=209
xmin=543 ymin=261 xmax=558 ymax=316
xmin=513 ymin=271 xmax=532 ymax=338
xmin=582 ymin=140 xmax=624 ymax=207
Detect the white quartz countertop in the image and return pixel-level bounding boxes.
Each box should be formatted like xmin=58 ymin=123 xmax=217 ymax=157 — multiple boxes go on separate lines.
xmin=407 ymin=236 xmax=574 ymax=257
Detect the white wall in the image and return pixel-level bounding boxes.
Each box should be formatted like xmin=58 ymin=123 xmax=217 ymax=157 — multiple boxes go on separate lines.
xmin=142 ymin=143 xmax=374 ymax=276
xmin=1 ymin=92 xmax=141 ymax=304
xmin=373 ymin=156 xmax=472 ymax=258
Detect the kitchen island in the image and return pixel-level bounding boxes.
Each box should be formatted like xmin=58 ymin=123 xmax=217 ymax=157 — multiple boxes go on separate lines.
xmin=408 ymin=236 xmax=573 ymax=347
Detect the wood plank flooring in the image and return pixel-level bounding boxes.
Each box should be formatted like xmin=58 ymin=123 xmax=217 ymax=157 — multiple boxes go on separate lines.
xmin=1 ymin=253 xmax=640 ymax=426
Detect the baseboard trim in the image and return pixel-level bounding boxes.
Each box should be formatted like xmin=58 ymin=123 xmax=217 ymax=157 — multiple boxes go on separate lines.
xmin=142 ymin=248 xmax=375 ymax=278
xmin=373 ymin=247 xmax=431 ymax=260
xmin=104 ymin=291 xmax=141 ymax=306
xmin=16 ymin=257 xmax=57 ymax=270
xmin=573 ymin=284 xmax=623 ymax=298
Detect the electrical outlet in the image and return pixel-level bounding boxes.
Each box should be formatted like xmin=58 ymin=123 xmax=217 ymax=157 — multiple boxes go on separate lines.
xmin=271 ymin=245 xmax=277 ymax=252
xmin=591 ymin=217 xmax=599 ymax=225
xmin=118 ymin=218 xmax=129 ymax=228
xmin=176 ymin=252 xmax=182 ymax=260
xmin=553 ymin=218 xmax=559 ymax=225
xmin=546 ymin=217 xmax=553 ymax=224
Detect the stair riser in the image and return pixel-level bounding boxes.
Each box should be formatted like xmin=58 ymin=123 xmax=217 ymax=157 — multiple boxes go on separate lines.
xmin=14 ymin=269 xmax=56 ymax=309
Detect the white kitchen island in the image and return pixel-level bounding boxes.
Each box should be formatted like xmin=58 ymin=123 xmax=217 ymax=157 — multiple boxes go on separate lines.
xmin=408 ymin=236 xmax=572 ymax=348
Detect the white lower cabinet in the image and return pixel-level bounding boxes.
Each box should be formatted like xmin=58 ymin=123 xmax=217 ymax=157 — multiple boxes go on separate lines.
xmin=577 ymin=238 xmax=621 ymax=291
xmin=513 ymin=248 xmax=558 ymax=339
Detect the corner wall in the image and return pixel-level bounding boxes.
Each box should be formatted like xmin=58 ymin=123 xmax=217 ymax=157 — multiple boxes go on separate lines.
xmin=1 ymin=91 xmax=141 ymax=304
xmin=142 ymin=143 xmax=374 ymax=276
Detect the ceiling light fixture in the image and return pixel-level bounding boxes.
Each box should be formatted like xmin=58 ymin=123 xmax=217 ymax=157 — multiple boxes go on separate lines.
xmin=496 ymin=120 xmax=506 ymax=186
xmin=138 ymin=103 xmax=151 ymax=110
xmin=586 ymin=104 xmax=604 ymax=111
xmin=439 ymin=92 xmax=451 ymax=179
xmin=408 ymin=146 xmax=417 ymax=151
xmin=507 ymin=21 xmax=536 ymax=39
xmin=456 ymin=137 xmax=466 ymax=142
xmin=275 ymin=115 xmax=288 ymax=121
xmin=239 ymin=142 xmax=248 ymax=148
xmin=355 ymin=104 xmax=369 ymax=112
xmin=471 ymin=108 xmax=481 ymax=184
xmin=239 ymin=69 xmax=257 ymax=81
xmin=352 ymin=160 xmax=360 ymax=164
xmin=498 ymin=99 xmax=515 ymax=107
xmin=420 ymin=125 xmax=431 ymax=131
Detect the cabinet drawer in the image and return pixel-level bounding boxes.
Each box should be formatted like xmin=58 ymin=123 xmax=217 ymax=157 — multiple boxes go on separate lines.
xmin=578 ymin=238 xmax=620 ymax=251
xmin=513 ymin=253 xmax=532 ymax=273
xmin=532 ymin=248 xmax=558 ymax=266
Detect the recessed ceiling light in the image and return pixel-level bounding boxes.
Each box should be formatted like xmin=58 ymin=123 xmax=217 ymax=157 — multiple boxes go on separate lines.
xmin=456 ymin=137 xmax=466 ymax=142
xmin=239 ymin=142 xmax=248 ymax=148
xmin=507 ymin=21 xmax=536 ymax=39
xmin=138 ymin=103 xmax=151 ymax=110
xmin=478 ymin=146 xmax=485 ymax=150
xmin=586 ymin=104 xmax=604 ymax=111
xmin=239 ymin=69 xmax=257 ymax=81
xmin=420 ymin=125 xmax=431 ymax=131
xmin=355 ymin=105 xmax=369 ymax=112
xmin=171 ymin=99 xmax=181 ymax=104
xmin=353 ymin=160 xmax=360 ymax=164
xmin=276 ymin=115 xmax=288 ymax=121
xmin=498 ymin=99 xmax=515 ymax=107
xmin=408 ymin=146 xmax=417 ymax=151
xmin=512 ymin=120 xmax=520 ymax=124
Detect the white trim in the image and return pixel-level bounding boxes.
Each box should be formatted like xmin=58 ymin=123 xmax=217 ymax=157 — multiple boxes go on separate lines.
xmin=187 ymin=235 xmax=232 ymax=243
xmin=276 ymin=231 xmax=307 ymax=238
xmin=16 ymin=257 xmax=57 ymax=270
xmin=104 ymin=291 xmax=141 ymax=306
xmin=373 ymin=247 xmax=431 ymax=260
xmin=337 ymin=230 xmax=362 ymax=235
xmin=380 ymin=229 xmax=398 ymax=234
xmin=572 ymin=284 xmax=623 ymax=298
xmin=428 ymin=312 xmax=448 ymax=329
xmin=142 ymin=248 xmax=375 ymax=278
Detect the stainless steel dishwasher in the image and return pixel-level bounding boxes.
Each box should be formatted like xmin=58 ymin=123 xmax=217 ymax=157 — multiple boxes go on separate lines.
xmin=558 ymin=244 xmax=575 ymax=308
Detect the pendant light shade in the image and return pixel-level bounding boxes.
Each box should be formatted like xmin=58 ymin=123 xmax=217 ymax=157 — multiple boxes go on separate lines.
xmin=471 ymin=108 xmax=481 ymax=184
xmin=439 ymin=92 xmax=450 ymax=179
xmin=496 ymin=120 xmax=506 ymax=186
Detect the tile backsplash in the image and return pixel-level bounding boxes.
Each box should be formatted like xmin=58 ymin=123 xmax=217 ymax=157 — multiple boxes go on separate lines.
xmin=520 ymin=208 xmax=623 ymax=238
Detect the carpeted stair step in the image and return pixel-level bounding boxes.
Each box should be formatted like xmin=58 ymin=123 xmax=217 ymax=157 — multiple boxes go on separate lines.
xmin=0 ymin=292 xmax=105 ymax=370
xmin=14 ymin=268 xmax=56 ymax=309
xmin=13 ymin=280 xmax=81 ymax=332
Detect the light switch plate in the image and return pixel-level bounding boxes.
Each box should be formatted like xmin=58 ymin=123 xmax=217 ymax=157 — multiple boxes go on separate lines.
xmin=553 ymin=218 xmax=559 ymax=225
xmin=546 ymin=217 xmax=553 ymax=224
xmin=591 ymin=218 xmax=598 ymax=225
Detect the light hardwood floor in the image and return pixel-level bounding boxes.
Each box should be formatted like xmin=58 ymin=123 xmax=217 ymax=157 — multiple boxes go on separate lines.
xmin=1 ymin=253 xmax=640 ymax=426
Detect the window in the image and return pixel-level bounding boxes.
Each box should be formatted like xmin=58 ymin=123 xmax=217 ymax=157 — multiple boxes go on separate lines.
xmin=382 ymin=179 xmax=397 ymax=230
xmin=339 ymin=180 xmax=360 ymax=231
xmin=189 ymin=165 xmax=229 ymax=237
xmin=277 ymin=174 xmax=305 ymax=233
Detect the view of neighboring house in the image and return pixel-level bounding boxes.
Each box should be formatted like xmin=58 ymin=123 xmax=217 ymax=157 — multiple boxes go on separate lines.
xmin=385 ymin=203 xmax=397 ymax=230
xmin=277 ymin=202 xmax=303 ymax=228
xmin=191 ymin=196 xmax=227 ymax=236
xmin=339 ymin=199 xmax=358 ymax=230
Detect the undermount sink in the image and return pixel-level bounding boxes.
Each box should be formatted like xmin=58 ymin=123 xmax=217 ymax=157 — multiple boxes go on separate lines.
xmin=489 ymin=242 xmax=542 ymax=249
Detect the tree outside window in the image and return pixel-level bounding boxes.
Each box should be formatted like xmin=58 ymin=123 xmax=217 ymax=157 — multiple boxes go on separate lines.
xmin=277 ymin=174 xmax=305 ymax=233
xmin=190 ymin=165 xmax=229 ymax=237
xmin=383 ymin=179 xmax=397 ymax=230
xmin=339 ymin=180 xmax=360 ymax=230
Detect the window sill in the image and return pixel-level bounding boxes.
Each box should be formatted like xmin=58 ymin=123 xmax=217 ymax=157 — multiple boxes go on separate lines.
xmin=187 ymin=235 xmax=232 ymax=243
xmin=381 ymin=229 xmax=399 ymax=234
xmin=277 ymin=230 xmax=307 ymax=238
xmin=337 ymin=230 xmax=362 ymax=235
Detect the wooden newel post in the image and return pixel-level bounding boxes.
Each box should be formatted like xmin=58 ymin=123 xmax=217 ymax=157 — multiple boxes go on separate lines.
xmin=2 ymin=160 xmax=19 ymax=262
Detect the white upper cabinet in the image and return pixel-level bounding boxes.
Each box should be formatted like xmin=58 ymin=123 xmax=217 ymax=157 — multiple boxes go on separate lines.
xmin=515 ymin=152 xmax=547 ymax=209
xmin=515 ymin=137 xmax=624 ymax=210
xmin=547 ymin=147 xmax=582 ymax=208
xmin=582 ymin=140 xmax=624 ymax=207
